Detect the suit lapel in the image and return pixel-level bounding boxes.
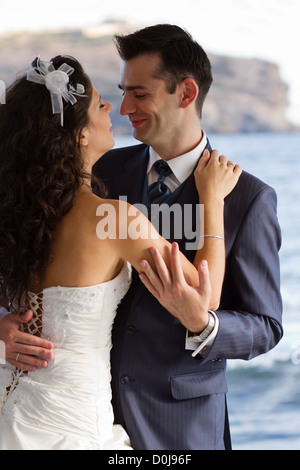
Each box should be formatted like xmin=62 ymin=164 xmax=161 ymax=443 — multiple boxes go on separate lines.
xmin=117 ymin=145 xmax=149 ymax=205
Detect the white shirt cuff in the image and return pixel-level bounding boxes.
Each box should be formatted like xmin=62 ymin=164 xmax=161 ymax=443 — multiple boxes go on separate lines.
xmin=0 ymin=308 xmax=9 ymax=364
xmin=185 ymin=310 xmax=219 ymax=357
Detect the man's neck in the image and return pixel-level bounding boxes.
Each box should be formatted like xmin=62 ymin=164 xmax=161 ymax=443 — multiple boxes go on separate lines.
xmin=152 ymin=129 xmax=204 ymax=161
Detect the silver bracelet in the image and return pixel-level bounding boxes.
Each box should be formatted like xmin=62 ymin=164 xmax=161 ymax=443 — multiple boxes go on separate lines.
xmin=200 ymin=234 xmax=225 ymax=240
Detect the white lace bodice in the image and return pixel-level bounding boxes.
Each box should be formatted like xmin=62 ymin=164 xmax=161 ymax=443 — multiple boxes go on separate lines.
xmin=0 ymin=262 xmax=132 ymax=450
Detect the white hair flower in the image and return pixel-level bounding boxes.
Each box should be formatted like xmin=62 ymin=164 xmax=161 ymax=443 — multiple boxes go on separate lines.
xmin=26 ymin=57 xmax=86 ymax=126
xmin=45 ymin=70 xmax=69 ymax=95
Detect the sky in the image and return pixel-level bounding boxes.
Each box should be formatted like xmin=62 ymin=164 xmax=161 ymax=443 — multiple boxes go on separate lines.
xmin=0 ymin=0 xmax=299 ymax=125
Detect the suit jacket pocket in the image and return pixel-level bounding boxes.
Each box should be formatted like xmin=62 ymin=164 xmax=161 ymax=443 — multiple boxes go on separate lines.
xmin=170 ymin=369 xmax=228 ymax=400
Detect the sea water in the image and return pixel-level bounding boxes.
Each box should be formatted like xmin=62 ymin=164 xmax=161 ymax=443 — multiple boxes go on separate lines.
xmin=114 ymin=132 xmax=300 ymax=450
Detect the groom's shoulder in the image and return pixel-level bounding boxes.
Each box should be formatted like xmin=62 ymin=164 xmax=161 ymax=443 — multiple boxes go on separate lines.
xmin=239 ymin=169 xmax=275 ymax=197
xmin=228 ymin=168 xmax=277 ymax=214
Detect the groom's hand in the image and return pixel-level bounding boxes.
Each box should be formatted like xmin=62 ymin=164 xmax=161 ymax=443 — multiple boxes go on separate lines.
xmin=139 ymin=242 xmax=211 ymax=333
xmin=0 ymin=311 xmax=54 ymax=371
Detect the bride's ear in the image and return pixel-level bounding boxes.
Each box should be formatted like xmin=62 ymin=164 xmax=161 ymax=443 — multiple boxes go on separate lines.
xmin=77 ymin=127 xmax=89 ymax=147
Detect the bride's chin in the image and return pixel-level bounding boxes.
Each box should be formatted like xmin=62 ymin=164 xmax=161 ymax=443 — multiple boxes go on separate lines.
xmin=102 ymin=140 xmax=115 ymax=157
xmin=105 ymin=139 xmax=115 ymax=154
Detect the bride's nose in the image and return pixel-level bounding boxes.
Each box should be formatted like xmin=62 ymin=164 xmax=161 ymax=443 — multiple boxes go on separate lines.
xmin=105 ymin=100 xmax=112 ymax=113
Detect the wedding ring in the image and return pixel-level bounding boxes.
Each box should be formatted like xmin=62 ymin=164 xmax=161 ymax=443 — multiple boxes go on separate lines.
xmin=15 ymin=353 xmax=20 ymax=362
xmin=227 ymin=161 xmax=235 ymax=167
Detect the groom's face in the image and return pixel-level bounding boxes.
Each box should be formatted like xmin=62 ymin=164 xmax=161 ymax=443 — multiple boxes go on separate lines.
xmin=118 ymin=53 xmax=181 ymax=153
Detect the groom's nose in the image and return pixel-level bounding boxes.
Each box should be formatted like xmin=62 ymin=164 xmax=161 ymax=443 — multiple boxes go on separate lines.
xmin=120 ymin=93 xmax=136 ymax=116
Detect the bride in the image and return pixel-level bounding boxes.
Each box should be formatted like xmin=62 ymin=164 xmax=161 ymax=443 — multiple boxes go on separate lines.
xmin=0 ymin=56 xmax=241 ymax=449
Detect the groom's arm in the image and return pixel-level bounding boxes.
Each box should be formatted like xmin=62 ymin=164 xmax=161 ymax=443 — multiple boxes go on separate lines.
xmin=0 ymin=308 xmax=8 ymax=365
xmin=140 ymin=183 xmax=283 ymax=362
xmin=201 ymin=184 xmax=283 ymax=363
xmin=0 ymin=310 xmax=54 ymax=370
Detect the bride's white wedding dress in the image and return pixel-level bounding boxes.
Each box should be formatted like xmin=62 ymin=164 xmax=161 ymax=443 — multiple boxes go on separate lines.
xmin=0 ymin=262 xmax=132 ymax=450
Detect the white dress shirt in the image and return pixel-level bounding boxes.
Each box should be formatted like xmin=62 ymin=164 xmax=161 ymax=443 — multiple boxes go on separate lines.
xmin=147 ymin=130 xmax=219 ymax=357
xmin=147 ymin=131 xmax=208 ymax=189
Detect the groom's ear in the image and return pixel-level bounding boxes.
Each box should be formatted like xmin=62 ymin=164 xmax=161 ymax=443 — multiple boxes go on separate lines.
xmin=178 ymin=78 xmax=199 ymax=109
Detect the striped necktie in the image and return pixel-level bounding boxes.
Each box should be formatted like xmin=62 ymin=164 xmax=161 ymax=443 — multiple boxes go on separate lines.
xmin=148 ymin=160 xmax=172 ymax=205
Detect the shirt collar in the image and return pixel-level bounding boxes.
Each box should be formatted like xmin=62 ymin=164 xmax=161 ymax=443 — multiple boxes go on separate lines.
xmin=148 ymin=131 xmax=207 ymax=185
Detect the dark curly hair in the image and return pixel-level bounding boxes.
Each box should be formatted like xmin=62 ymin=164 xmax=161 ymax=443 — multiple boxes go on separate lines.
xmin=0 ymin=55 xmax=106 ymax=312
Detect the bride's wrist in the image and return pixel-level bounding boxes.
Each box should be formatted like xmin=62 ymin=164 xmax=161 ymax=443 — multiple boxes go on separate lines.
xmin=198 ymin=195 xmax=225 ymax=208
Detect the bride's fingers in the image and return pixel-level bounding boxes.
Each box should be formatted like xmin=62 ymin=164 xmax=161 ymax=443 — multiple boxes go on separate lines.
xmin=195 ymin=149 xmax=210 ymax=170
xmin=209 ymin=149 xmax=220 ymax=161
xmin=219 ymin=155 xmax=228 ymax=165
xmin=233 ymin=163 xmax=242 ymax=175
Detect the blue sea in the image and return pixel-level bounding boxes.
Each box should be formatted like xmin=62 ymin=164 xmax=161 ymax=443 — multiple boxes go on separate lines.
xmin=114 ymin=132 xmax=300 ymax=450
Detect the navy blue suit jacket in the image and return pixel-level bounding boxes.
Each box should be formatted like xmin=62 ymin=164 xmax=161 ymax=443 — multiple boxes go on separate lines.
xmin=93 ymin=142 xmax=283 ymax=450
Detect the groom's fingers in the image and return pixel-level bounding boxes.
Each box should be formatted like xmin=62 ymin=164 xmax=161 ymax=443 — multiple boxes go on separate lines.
xmin=139 ymin=272 xmax=160 ymax=300
xmin=170 ymin=242 xmax=186 ymax=285
xmin=149 ymin=247 xmax=172 ymax=286
xmin=139 ymin=258 xmax=164 ymax=294
xmin=197 ymin=260 xmax=211 ymax=301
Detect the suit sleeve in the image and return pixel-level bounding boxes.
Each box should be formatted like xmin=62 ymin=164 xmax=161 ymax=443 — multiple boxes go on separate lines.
xmin=202 ymin=184 xmax=283 ymax=363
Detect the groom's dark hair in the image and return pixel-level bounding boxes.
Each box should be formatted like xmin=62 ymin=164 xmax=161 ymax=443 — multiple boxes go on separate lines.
xmin=114 ymin=24 xmax=213 ymax=117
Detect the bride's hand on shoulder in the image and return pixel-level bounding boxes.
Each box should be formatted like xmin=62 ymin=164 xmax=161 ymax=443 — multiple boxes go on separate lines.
xmin=194 ymin=149 xmax=242 ymax=203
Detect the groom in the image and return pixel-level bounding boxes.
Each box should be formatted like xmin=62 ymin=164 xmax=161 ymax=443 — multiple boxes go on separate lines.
xmin=92 ymin=25 xmax=283 ymax=449
xmin=0 ymin=25 xmax=282 ymax=449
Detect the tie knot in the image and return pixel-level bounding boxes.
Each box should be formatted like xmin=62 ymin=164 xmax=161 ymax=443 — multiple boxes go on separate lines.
xmin=153 ymin=160 xmax=172 ymax=178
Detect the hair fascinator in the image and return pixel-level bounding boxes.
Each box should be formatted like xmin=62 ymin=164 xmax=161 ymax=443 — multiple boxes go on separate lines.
xmin=26 ymin=57 xmax=86 ymax=126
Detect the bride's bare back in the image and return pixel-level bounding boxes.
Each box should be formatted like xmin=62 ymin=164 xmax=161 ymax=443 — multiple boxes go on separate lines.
xmin=36 ymin=188 xmax=125 ymax=291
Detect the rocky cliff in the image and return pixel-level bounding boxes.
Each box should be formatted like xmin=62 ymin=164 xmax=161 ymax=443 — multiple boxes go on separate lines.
xmin=0 ymin=25 xmax=295 ymax=133
xmin=206 ymin=54 xmax=293 ymax=133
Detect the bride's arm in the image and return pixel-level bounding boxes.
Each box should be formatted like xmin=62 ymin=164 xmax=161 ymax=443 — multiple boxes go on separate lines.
xmin=111 ymin=203 xmax=211 ymax=332
xmin=193 ymin=150 xmax=242 ymax=307
xmin=116 ymin=150 xmax=241 ymax=297
xmin=111 ymin=150 xmax=241 ymax=332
